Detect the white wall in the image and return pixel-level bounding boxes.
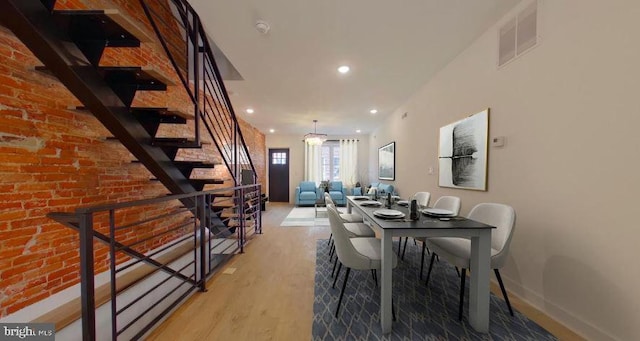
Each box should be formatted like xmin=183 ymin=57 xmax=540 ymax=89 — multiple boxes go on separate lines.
xmin=370 ymin=1 xmax=640 ymax=340
xmin=265 ymin=134 xmax=369 ymax=203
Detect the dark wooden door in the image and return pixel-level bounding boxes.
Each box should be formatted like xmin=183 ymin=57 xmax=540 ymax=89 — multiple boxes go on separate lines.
xmin=268 ymin=148 xmax=290 ymax=202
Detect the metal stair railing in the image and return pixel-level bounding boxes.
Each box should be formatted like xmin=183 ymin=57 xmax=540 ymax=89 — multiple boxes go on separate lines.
xmin=139 ymin=0 xmax=258 ymax=186
xmin=45 ymin=184 xmax=261 ymax=340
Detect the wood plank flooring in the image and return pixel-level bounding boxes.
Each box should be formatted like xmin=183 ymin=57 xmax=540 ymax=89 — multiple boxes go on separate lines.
xmin=146 ymin=203 xmax=583 ymax=341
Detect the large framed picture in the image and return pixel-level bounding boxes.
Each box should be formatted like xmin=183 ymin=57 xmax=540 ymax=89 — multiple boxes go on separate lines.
xmin=378 ymin=141 xmax=395 ymax=180
xmin=438 ymin=109 xmax=489 ymax=191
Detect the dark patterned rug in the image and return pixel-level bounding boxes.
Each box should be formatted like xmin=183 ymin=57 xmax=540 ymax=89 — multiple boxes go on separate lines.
xmin=312 ymin=239 xmax=556 ymax=340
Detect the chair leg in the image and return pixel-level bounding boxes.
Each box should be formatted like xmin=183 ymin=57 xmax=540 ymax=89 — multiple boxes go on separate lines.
xmin=332 ymin=263 xmax=342 ymax=289
xmin=371 ymin=269 xmax=377 ymax=286
xmin=392 ymin=297 xmax=396 ymax=321
xmin=401 ymin=237 xmax=408 ymax=260
xmin=331 ymin=257 xmax=338 ymax=278
xmin=424 ymin=252 xmax=437 ymax=286
xmin=458 ymin=268 xmax=466 ymax=321
xmin=455 ymin=266 xmax=461 ymax=277
xmin=397 ymin=237 xmax=403 ymax=257
xmin=335 ymin=267 xmax=351 ymax=317
xmin=327 ymin=233 xmax=333 ymax=245
xmin=495 ymin=269 xmax=514 ymax=316
xmin=419 ymin=242 xmax=426 ymax=280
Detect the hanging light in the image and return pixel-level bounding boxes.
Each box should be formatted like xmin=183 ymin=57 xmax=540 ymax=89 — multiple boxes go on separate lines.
xmin=304 ymin=120 xmax=327 ymax=146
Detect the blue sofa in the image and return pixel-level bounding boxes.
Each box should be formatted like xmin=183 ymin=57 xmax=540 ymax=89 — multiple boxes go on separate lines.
xmin=369 ymin=182 xmax=395 ymax=196
xmin=295 ymin=181 xmax=321 ymax=206
xmin=327 ymin=181 xmax=347 ymax=206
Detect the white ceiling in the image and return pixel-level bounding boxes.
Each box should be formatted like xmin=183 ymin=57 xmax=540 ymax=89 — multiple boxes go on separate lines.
xmin=189 ymin=0 xmax=522 ymax=136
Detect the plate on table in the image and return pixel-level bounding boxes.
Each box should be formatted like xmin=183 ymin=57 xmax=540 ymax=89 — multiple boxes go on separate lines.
xmin=420 ymin=208 xmax=455 ymax=217
xmin=352 ymin=196 xmax=370 ymax=200
xmin=396 ymin=200 xmax=409 ymax=206
xmin=360 ymin=200 xmax=383 ymax=207
xmin=373 ymin=209 xmax=406 ymax=219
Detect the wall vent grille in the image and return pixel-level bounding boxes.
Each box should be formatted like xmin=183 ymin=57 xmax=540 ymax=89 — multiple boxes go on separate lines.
xmin=498 ymin=1 xmax=538 ymax=67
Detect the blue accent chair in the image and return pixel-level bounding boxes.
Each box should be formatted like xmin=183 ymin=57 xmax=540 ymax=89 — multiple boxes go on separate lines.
xmin=368 ymin=182 xmax=395 ymax=196
xmin=295 ymin=181 xmax=321 ymax=206
xmin=328 ymin=181 xmax=347 ymax=206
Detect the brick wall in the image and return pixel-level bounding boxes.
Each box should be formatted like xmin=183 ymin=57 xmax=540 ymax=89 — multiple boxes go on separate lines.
xmin=0 ymin=0 xmax=265 ymax=317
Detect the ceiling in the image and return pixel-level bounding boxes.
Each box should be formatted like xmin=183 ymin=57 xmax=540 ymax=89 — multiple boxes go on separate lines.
xmin=189 ymin=0 xmax=522 ymax=136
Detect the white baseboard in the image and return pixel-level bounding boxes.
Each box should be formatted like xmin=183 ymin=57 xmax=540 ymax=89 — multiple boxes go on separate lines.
xmin=499 ymin=275 xmax=616 ymax=341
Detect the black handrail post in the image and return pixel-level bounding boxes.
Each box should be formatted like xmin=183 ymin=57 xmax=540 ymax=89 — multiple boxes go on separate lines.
xmin=78 ymin=211 xmax=96 ymax=341
xmin=108 ymin=209 xmax=118 ymax=340
xmin=192 ymin=14 xmax=201 ymax=145
xmin=198 ymin=194 xmax=207 ymax=292
xmin=257 ymin=184 xmax=263 ymax=234
xmin=239 ymin=186 xmax=245 ymax=253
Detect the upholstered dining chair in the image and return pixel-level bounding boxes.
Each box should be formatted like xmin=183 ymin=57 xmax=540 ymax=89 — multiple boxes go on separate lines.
xmin=398 ymin=191 xmax=432 ymax=258
xmin=327 ymin=204 xmax=398 ymax=318
xmin=325 ymin=193 xmax=364 ymax=256
xmin=410 ymin=196 xmax=462 ymax=277
xmin=413 ymin=191 xmax=431 ymax=207
xmin=326 ymin=202 xmax=374 ymax=268
xmin=424 ymin=203 xmax=516 ymax=320
xmin=325 ymin=192 xmax=363 ymax=223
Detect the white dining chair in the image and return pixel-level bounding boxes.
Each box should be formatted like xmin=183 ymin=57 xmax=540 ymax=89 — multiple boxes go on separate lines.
xmin=410 ymin=196 xmax=462 ymax=277
xmin=328 ymin=204 xmax=398 ymax=318
xmin=325 ymin=193 xmax=365 ymax=259
xmin=325 ymin=192 xmax=363 ymax=223
xmin=413 ymin=191 xmax=431 ymax=207
xmin=398 ymin=191 xmax=432 ymax=258
xmin=326 ymin=203 xmax=375 ymax=275
xmin=424 ymin=203 xmax=516 ymax=320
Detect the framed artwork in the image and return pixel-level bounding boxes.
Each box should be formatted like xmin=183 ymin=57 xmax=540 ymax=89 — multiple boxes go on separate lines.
xmin=378 ymin=141 xmax=395 ymax=180
xmin=438 ymin=109 xmax=489 ymax=191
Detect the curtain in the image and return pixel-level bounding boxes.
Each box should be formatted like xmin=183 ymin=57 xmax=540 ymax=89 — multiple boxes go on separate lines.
xmin=304 ymin=142 xmax=322 ymax=184
xmin=339 ymin=139 xmax=358 ymax=188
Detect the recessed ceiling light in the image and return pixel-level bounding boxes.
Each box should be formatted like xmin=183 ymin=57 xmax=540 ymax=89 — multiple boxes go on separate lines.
xmin=370 ymin=109 xmax=378 ymax=114
xmin=337 ymin=65 xmax=350 ymax=74
xmin=356 ymin=129 xmax=361 ymax=133
xmin=269 ymin=129 xmax=275 ymax=133
xmin=245 ymin=108 xmax=254 ymax=114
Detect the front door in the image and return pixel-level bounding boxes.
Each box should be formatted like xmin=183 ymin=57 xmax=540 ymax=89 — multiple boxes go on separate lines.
xmin=268 ymin=148 xmax=290 ymax=202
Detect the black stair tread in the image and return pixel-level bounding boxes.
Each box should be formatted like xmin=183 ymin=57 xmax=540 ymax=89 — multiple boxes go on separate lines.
xmin=151 ymin=137 xmax=202 ymax=148
xmin=132 ymin=160 xmax=219 ymax=167
xmin=35 ymin=66 xmax=175 ymax=88
xmin=129 ymin=107 xmax=194 ymax=120
xmin=189 ymin=179 xmax=225 ymax=185
xmin=51 ymin=9 xmax=152 ymax=47
xmin=97 ymin=66 xmax=177 ymax=87
xmin=149 ymin=178 xmax=224 ymax=183
xmin=70 ymin=106 xmax=193 ymax=119
xmin=172 ymin=160 xmax=220 ymax=167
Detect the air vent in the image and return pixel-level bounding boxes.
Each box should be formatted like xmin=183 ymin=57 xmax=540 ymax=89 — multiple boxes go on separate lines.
xmin=498 ymin=1 xmax=538 ymax=67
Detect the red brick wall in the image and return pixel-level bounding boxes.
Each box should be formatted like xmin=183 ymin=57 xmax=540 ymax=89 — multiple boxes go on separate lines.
xmin=0 ymin=0 xmax=265 ymax=317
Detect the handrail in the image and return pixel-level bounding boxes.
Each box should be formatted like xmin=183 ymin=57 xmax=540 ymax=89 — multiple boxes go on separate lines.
xmin=47 ymin=183 xmax=262 ymax=340
xmin=139 ymin=0 xmax=258 ymax=186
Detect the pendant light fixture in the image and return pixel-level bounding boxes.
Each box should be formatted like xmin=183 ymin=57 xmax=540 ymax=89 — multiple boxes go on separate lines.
xmin=304 ymin=120 xmax=327 ymax=146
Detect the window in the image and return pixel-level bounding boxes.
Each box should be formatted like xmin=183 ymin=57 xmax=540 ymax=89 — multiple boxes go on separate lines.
xmin=321 ymin=142 xmax=340 ymax=181
xmin=272 ymin=152 xmax=287 ymax=164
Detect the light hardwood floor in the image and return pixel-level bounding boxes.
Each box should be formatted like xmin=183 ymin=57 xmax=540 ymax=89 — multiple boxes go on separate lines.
xmin=146 ymin=203 xmax=583 ymax=340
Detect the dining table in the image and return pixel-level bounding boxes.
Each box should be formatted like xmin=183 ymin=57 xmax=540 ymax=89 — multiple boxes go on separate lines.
xmin=346 ymin=196 xmax=495 ymax=334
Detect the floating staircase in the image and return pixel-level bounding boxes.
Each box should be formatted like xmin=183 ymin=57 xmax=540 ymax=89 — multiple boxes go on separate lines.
xmin=0 ymin=0 xmax=253 ymax=231
xmin=0 ymin=1 xmax=261 ymax=339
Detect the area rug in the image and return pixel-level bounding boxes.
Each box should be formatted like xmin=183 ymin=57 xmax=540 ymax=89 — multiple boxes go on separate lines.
xmin=280 ymin=207 xmax=329 ymax=227
xmin=312 ymin=239 xmax=557 ymax=340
